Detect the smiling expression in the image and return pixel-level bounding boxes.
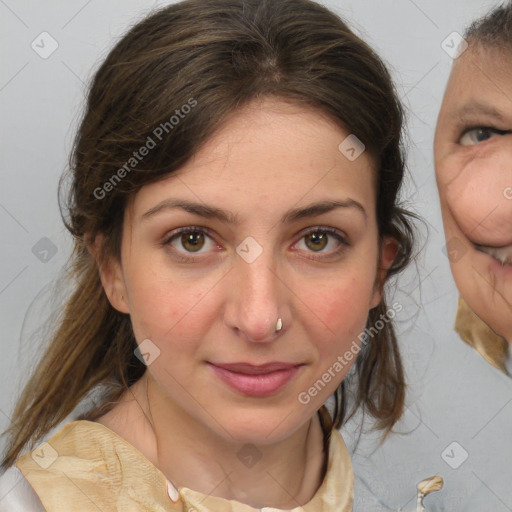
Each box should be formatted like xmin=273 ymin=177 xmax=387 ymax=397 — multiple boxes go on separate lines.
xmin=434 ymin=45 xmax=512 ymax=342
xmin=100 ymin=97 xmax=395 ymax=444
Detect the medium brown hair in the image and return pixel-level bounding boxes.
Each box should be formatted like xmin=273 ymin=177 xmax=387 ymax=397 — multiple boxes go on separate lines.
xmin=1 ymin=0 xmax=416 ymax=469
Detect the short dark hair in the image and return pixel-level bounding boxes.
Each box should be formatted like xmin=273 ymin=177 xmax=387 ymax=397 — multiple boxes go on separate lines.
xmin=465 ymin=1 xmax=512 ymax=48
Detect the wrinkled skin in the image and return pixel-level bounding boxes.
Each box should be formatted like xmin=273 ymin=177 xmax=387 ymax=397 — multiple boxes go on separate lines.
xmin=434 ymin=44 xmax=512 ymax=343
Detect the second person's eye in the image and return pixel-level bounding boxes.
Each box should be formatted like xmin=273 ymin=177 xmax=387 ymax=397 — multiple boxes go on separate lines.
xmin=459 ymin=127 xmax=508 ymax=146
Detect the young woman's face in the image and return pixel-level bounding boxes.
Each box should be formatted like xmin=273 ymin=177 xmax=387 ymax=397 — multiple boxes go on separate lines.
xmin=434 ymin=46 xmax=512 ymax=343
xmin=104 ymin=97 xmax=394 ymax=444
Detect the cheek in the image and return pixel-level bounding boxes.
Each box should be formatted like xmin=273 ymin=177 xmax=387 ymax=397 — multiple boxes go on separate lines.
xmin=294 ymin=241 xmax=380 ymax=351
xmin=441 ymin=151 xmax=512 ymax=244
xmin=124 ymin=260 xmax=215 ymax=344
xmin=302 ymin=273 xmax=376 ymax=357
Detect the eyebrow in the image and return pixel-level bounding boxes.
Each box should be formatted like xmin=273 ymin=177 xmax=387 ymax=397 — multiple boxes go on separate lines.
xmin=451 ymin=102 xmax=507 ymax=123
xmin=141 ymin=198 xmax=367 ymax=224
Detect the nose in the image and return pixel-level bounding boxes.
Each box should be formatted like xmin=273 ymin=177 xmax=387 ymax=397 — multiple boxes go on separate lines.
xmin=224 ymin=247 xmax=285 ymax=343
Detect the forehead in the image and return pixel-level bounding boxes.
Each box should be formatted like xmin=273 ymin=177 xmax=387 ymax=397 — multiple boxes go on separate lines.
xmin=441 ymin=46 xmax=512 ymax=113
xmin=129 ymin=97 xmax=377 ymax=218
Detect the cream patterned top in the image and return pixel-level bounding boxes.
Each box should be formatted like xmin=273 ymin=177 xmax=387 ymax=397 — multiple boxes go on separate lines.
xmin=9 ymin=419 xmax=353 ymax=511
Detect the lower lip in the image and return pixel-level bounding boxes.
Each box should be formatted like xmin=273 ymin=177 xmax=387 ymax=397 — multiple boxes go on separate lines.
xmin=474 ymin=248 xmax=512 ymax=278
xmin=209 ymin=364 xmax=301 ymax=396
xmin=489 ymin=255 xmax=512 ymax=277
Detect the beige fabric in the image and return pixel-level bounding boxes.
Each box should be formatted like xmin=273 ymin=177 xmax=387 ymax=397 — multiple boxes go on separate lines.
xmin=454 ymin=296 xmax=508 ymax=373
xmin=16 ymin=420 xmax=353 ymax=512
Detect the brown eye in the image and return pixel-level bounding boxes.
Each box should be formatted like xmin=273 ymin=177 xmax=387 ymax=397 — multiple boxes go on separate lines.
xmin=294 ymin=227 xmax=348 ymax=259
xmin=304 ymin=231 xmax=328 ymax=252
xmin=181 ymin=231 xmax=205 ymax=252
xmin=165 ymin=227 xmax=217 ymax=256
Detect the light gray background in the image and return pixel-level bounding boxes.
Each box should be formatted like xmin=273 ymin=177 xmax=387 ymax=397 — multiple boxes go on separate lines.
xmin=1 ymin=0 xmax=511 ymax=511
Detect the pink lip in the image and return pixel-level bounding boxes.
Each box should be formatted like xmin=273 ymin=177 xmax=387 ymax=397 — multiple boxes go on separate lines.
xmin=487 ymin=253 xmax=512 ymax=278
xmin=474 ymin=250 xmax=512 ymax=283
xmin=208 ymin=362 xmax=302 ymax=396
xmin=473 ymin=246 xmax=512 ymax=276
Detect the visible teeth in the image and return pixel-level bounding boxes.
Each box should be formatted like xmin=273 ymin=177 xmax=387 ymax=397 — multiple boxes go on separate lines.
xmin=475 ymin=244 xmax=512 ymax=265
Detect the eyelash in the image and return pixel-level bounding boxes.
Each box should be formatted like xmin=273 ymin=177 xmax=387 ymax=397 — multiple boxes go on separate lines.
xmin=161 ymin=226 xmax=349 ymax=263
xmin=458 ymin=125 xmax=509 ymax=145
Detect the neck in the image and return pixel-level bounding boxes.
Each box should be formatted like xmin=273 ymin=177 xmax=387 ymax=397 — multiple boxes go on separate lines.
xmin=97 ymin=372 xmax=327 ymax=509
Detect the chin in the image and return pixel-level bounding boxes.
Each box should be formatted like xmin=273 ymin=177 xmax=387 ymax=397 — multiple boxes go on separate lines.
xmin=453 ymin=241 xmax=512 ymax=342
xmin=218 ymin=406 xmax=312 ymax=445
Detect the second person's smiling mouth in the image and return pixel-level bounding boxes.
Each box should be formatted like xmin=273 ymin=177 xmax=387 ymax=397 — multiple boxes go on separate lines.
xmin=474 ymin=242 xmax=512 ymax=266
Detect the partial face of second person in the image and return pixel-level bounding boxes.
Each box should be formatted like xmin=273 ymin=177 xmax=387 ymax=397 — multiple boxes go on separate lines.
xmin=101 ymin=97 xmax=396 ymax=445
xmin=435 ymin=44 xmax=512 ymax=343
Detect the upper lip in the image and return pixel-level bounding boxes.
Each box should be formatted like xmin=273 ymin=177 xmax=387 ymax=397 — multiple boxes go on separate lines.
xmin=474 ymin=242 xmax=512 ymax=250
xmin=474 ymin=242 xmax=512 ymax=264
xmin=210 ymin=362 xmax=302 ymax=374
